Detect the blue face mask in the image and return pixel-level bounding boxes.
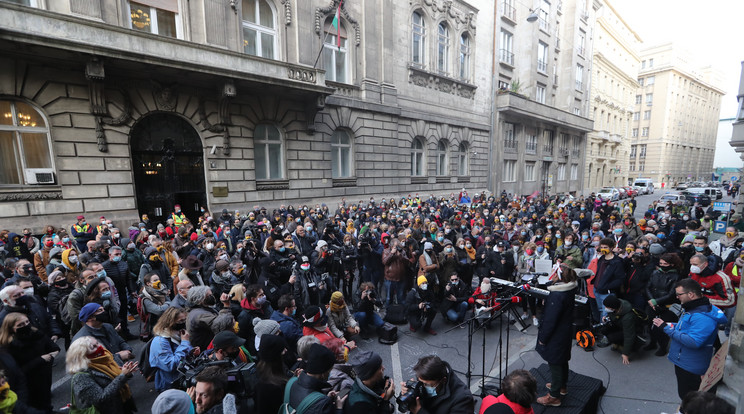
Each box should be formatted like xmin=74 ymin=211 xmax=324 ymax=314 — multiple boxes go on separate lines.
xmin=657 ymin=233 xmax=665 ymax=240
xmin=112 ymin=256 xmax=121 ymax=262
xmin=437 ymin=236 xmax=444 ymax=242
xmin=291 ymin=308 xmax=297 ymax=316
xmin=537 ymin=246 xmax=545 ymax=253
xmin=62 ymin=237 xmax=70 ymax=243
xmin=279 ymin=247 xmax=286 ymax=253
xmin=613 ymin=229 xmax=623 ymax=235
xmin=424 ymin=384 xmax=438 ymax=397
xmin=97 ymin=270 xmax=107 ymax=279
xmin=101 ymin=291 xmax=112 ymax=299
xmin=694 ymin=246 xmax=704 ymax=252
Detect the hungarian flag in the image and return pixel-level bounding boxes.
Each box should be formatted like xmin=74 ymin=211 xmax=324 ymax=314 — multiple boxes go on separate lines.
xmin=331 ymin=0 xmax=343 ymax=47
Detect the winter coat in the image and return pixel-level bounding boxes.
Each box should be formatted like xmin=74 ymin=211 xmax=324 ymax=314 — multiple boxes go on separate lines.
xmin=287 ymin=372 xmax=336 ymax=414
xmin=554 ymin=245 xmax=583 ymax=269
xmin=345 ymin=377 xmax=395 ymax=414
xmin=607 ymin=299 xmax=641 ymax=354
xmin=645 ymin=269 xmax=680 ymax=307
xmin=328 ymin=363 xmax=354 ymax=392
xmin=186 ymin=306 xmax=234 ymax=350
xmin=5 ymin=329 xmax=59 ymax=411
xmin=270 ymin=310 xmax=303 ymax=345
xmin=72 ymin=323 xmax=132 ymax=365
xmin=236 ymin=300 xmax=271 ymax=354
xmin=691 ymin=269 xmax=736 ymax=309
xmin=382 ymin=248 xmax=408 ymax=282
xmin=415 ymin=363 xmax=474 ymax=414
xmin=594 ymin=255 xmax=626 ymax=294
xmin=33 ymin=247 xmax=51 ymax=282
xmin=70 ymin=368 xmax=135 ymax=414
xmin=103 ymin=259 xmax=132 ymax=298
xmin=664 ymin=297 xmax=728 ymax=375
xmin=149 ymin=335 xmax=193 ymax=391
xmin=327 ymin=306 xmax=358 ymax=338
xmin=536 ymin=281 xmax=577 ymax=365
xmin=0 ymin=301 xmax=60 ymax=338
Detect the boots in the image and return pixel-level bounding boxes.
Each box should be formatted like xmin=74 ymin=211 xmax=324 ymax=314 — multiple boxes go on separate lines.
xmin=537 ymin=393 xmax=562 ymax=406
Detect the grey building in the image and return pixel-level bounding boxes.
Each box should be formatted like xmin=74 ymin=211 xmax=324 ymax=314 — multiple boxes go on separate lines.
xmin=0 ymin=0 xmax=493 ymax=230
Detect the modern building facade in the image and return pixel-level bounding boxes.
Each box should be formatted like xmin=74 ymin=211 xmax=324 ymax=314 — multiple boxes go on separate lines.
xmin=584 ymin=0 xmax=640 ymax=192
xmin=628 ymin=43 xmax=724 ymax=187
xmin=0 ymin=0 xmax=494 ymax=230
xmin=492 ymin=0 xmax=596 ymax=197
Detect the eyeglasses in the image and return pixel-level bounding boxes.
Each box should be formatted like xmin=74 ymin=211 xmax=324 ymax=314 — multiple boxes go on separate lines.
xmin=675 ymin=291 xmax=690 ymax=297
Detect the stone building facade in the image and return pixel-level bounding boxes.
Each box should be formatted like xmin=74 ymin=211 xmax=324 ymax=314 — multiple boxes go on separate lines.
xmin=491 ymin=0 xmax=596 ymax=196
xmin=0 ymin=0 xmax=493 ymax=230
xmin=629 ymin=43 xmax=724 ymax=187
xmin=584 ymin=0 xmax=640 ymax=192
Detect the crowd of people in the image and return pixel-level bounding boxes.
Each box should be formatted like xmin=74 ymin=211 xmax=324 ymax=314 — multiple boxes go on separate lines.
xmin=0 ymin=188 xmax=739 ymax=413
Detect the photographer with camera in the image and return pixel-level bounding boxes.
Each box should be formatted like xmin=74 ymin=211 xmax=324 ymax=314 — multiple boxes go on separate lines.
xmin=398 ymin=355 xmax=473 ymax=414
xmin=358 ymin=227 xmax=384 ymax=291
xmin=354 ymin=282 xmax=384 ymax=339
xmin=345 ymin=350 xmax=395 ymax=414
xmin=269 ymin=239 xmax=295 ymax=282
xmin=597 ymin=295 xmax=643 ymax=365
xmin=284 ymin=343 xmax=347 ymax=414
xmin=382 ymin=239 xmax=409 ymax=308
xmin=405 ymin=275 xmax=438 ymax=335
xmin=293 ymin=256 xmax=333 ymax=310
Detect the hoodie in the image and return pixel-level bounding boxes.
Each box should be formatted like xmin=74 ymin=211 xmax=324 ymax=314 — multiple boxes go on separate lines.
xmin=664 ymin=297 xmax=728 ymax=375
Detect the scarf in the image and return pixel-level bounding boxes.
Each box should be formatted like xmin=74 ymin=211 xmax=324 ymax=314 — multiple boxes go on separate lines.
xmin=464 ymin=245 xmax=476 ymax=260
xmin=143 ymin=286 xmax=166 ymax=305
xmin=87 ymin=350 xmax=132 ymax=402
xmin=61 ymin=249 xmax=77 ymax=271
xmin=329 ymin=291 xmax=346 ymax=313
xmin=422 ymin=251 xmax=433 ymax=266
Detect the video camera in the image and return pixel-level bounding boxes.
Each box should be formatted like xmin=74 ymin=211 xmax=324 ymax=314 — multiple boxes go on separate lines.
xmin=172 ymin=354 xmax=257 ymax=398
xmin=397 ymin=379 xmax=425 ymax=412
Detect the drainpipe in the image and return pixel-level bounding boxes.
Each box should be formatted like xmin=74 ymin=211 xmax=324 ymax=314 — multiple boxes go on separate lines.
xmin=488 ymin=0 xmax=499 ymax=194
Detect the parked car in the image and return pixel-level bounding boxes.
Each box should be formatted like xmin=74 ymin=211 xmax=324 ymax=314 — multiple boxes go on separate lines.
xmin=633 ymin=178 xmax=655 ymax=195
xmin=658 ymin=193 xmax=689 ymax=207
xmin=618 ymin=187 xmax=628 ymax=199
xmin=680 ymin=190 xmax=712 ymax=207
xmin=623 ymin=186 xmax=637 ymax=197
xmin=597 ymin=187 xmax=620 ymax=202
xmin=675 ymin=182 xmax=690 ymax=190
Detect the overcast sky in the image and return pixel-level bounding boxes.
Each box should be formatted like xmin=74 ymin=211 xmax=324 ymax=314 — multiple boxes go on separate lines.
xmin=611 ymin=0 xmax=743 ymax=118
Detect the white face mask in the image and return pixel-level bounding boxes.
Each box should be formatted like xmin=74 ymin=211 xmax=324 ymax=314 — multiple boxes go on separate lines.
xmin=689 ymin=265 xmax=702 ymax=274
xmin=420 ymin=283 xmax=428 ymax=291
xmin=480 ymin=283 xmax=491 ymax=293
xmin=69 ymin=256 xmax=78 ymax=264
xmin=206 ymin=243 xmax=214 ymax=250
xmin=564 ymin=241 xmax=572 ymax=247
xmin=23 ymin=287 xmax=34 ymax=297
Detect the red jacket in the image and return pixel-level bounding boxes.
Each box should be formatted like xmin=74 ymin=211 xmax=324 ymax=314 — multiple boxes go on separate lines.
xmin=691 ymin=269 xmax=736 ymax=308
xmin=480 ymin=394 xmax=534 ymax=414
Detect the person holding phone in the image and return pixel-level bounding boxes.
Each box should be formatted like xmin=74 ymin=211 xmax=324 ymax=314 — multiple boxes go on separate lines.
xmin=149 ymin=307 xmax=197 ymax=392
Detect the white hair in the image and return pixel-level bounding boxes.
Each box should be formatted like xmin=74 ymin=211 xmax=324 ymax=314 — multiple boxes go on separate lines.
xmin=0 ymin=286 xmax=20 ymax=304
xmin=66 ymin=336 xmax=98 ymax=374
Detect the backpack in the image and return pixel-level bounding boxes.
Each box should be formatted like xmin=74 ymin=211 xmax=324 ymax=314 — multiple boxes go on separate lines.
xmin=136 ymin=295 xmax=151 ymax=340
xmin=58 ymin=292 xmax=73 ymax=326
xmin=138 ymin=336 xmax=157 ymax=382
xmin=278 ymin=376 xmax=326 ymax=414
xmin=383 ymin=304 xmax=407 ymax=325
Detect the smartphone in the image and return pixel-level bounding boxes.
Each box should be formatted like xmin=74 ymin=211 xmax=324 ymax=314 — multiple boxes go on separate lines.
xmin=337 ymin=388 xmax=351 ymax=399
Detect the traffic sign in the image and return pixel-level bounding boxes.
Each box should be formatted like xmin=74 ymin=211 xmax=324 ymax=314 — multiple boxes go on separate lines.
xmin=713 ymin=202 xmax=732 ymax=212
xmin=714 ymin=221 xmax=727 ymax=234
xmin=731 ymin=176 xmax=738 ymax=182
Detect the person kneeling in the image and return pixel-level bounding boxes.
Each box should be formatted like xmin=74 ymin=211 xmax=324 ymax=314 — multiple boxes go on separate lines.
xmin=599 ymin=295 xmax=644 ymax=365
xmin=405 ymin=276 xmax=437 ymax=335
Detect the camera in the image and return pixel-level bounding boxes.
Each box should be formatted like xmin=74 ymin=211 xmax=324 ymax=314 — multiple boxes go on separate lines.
xmin=591 ymin=320 xmax=612 ymax=332
xmin=173 ymin=354 xmax=257 ymax=398
xmin=422 ymin=302 xmax=432 ymax=311
xmin=367 ymin=290 xmax=376 ymax=300
xmin=397 ymin=379 xmax=425 ymax=412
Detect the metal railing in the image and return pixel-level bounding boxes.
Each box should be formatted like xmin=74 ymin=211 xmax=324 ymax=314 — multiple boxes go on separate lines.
xmin=526 ymin=141 xmax=537 ymax=153
xmin=543 ymin=145 xmax=554 ymax=155
xmin=537 ymin=59 xmax=547 ymax=73
xmin=500 ymin=3 xmax=516 ymax=21
xmin=499 ymin=49 xmax=514 ymax=65
xmin=504 ymin=139 xmax=517 ymax=152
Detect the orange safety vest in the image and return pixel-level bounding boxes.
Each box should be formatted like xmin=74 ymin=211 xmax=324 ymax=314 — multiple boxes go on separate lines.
xmin=73 ymin=224 xmax=91 ymax=234
xmin=171 ymin=212 xmax=186 ymax=226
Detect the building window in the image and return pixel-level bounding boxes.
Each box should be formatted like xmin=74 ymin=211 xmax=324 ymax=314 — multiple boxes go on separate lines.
xmin=633 ymin=112 xmax=640 ymax=121
xmin=499 ymin=30 xmax=514 ymax=65
xmin=543 ymin=130 xmax=554 ymax=154
xmin=323 ymin=17 xmax=349 ymax=83
xmin=437 ymin=22 xmax=450 ymax=74
xmin=642 ymin=127 xmax=649 ymax=137
xmin=503 ymin=160 xmax=516 ymax=182
xmin=639 ymin=144 xmax=647 ymax=158
xmin=254 ymin=124 xmax=283 ymax=180
xmin=412 ymin=11 xmax=426 ymax=67
xmin=435 ymin=140 xmax=448 ymax=176
xmin=411 ymin=137 xmax=425 ymax=176
xmin=537 ymin=42 xmax=548 ymax=73
xmin=646 ymin=93 xmax=653 ymax=105
xmin=128 ymin=1 xmax=181 ymax=38
xmin=575 ymin=64 xmax=583 ymax=90
xmin=331 ymin=129 xmax=352 ymax=178
xmin=573 ymin=107 xmax=581 ymax=116
xmin=560 ymin=133 xmax=569 ymax=151
xmin=638 ymin=78 xmax=644 ymax=86
xmin=526 ymin=128 xmax=538 ymax=153
xmin=536 ymin=84 xmax=546 ymax=104
xmin=557 ymin=163 xmax=566 ymax=180
xmin=570 ymin=164 xmax=578 ymax=180
xmin=635 ymin=95 xmax=642 ymax=104
xmin=646 ymin=75 xmax=655 ymax=85
xmin=459 ymin=33 xmax=471 ymax=80
xmin=630 ymin=145 xmax=637 ymax=157
xmin=538 ymin=0 xmax=550 ymax=31
xmin=504 ymin=123 xmax=516 ymax=149
xmin=648 ymin=58 xmax=654 ymax=67
xmin=641 ymin=60 xmax=646 ymax=69
xmin=632 ymin=128 xmax=638 ymax=137
xmin=457 ymin=142 xmax=469 ymax=175
xmin=643 ymin=110 xmax=651 ymax=120
xmin=242 ymin=0 xmax=276 ymax=59
xmin=0 ymin=99 xmax=54 ymax=185
xmin=577 ymin=30 xmax=585 ymax=56
xmin=639 ymin=161 xmax=645 ymax=171
xmin=629 ymin=161 xmax=635 ymax=172
xmin=525 ymin=162 xmax=536 ymax=181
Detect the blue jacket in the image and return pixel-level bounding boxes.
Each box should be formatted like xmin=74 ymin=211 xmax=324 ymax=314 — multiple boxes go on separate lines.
xmin=270 ymin=310 xmax=303 ymax=344
xmin=664 ymin=299 xmax=727 ymax=375
xmin=149 ymin=335 xmax=193 ymax=391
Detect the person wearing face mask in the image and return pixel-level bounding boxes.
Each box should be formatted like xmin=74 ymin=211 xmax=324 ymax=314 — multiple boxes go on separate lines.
xmin=270 ymin=294 xmax=303 ymax=351
xmin=85 ymin=277 xmax=122 ymax=328
xmin=598 ymin=295 xmax=643 ymax=365
xmin=468 ymin=277 xmax=501 ymax=323
xmin=554 ymin=234 xmax=582 ymax=270
xmin=139 ymin=245 xmax=173 ymax=294
xmin=66 ymin=336 xmax=138 ymax=414
xmin=0 ymin=284 xmax=61 ymax=343
xmin=209 ymin=260 xmax=238 ymax=301
xmin=0 ymin=312 xmax=60 ymax=412
xmin=485 ymin=241 xmax=514 ymax=280
xmin=61 ymin=248 xmax=81 ymax=284
xmin=33 ymin=236 xmax=54 ymax=282
xmin=399 ymin=355 xmax=473 ymax=414
xmin=46 ymin=270 xmax=74 ymax=348
xmin=688 ymin=253 xmax=735 ymax=312
xmin=103 ymin=246 xmax=135 ymax=340
xmin=139 ymin=273 xmax=170 ymax=339
xmin=71 ymin=215 xmax=96 ymax=253
xmin=644 ymin=253 xmax=683 ymax=356
xmin=327 ymin=291 xmax=359 ymax=340
xmin=405 ymin=275 xmax=438 ymax=335
xmin=237 ymin=284 xmax=272 ymax=354
xmin=148 ymin=307 xmax=194 ymax=392
xmin=691 ymin=236 xmax=722 ymax=271
xmin=186 ymin=286 xmax=235 ymax=351
xmin=592 ymin=238 xmax=626 ymax=320
xmin=73 ymin=303 xmax=134 ymax=365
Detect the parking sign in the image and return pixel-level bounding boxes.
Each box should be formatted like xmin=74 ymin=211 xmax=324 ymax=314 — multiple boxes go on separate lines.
xmin=713 ymin=202 xmax=732 ymax=212
xmin=714 ymin=221 xmax=727 ymax=234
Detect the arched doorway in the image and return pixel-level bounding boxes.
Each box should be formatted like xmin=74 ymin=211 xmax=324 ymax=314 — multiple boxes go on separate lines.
xmin=130 ymin=113 xmax=207 ymax=225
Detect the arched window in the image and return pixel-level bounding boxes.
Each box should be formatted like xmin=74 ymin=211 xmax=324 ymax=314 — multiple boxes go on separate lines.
xmin=435 ymin=140 xmax=448 ymax=176
xmin=242 ymin=0 xmax=276 ymax=58
xmin=323 ymin=17 xmax=349 ymax=83
xmin=0 ymin=99 xmax=54 ymax=185
xmin=254 ymin=124 xmax=283 ymax=180
xmin=459 ymin=33 xmax=471 ymax=80
xmin=411 ymin=11 xmax=426 ymax=67
xmin=410 ymin=137 xmax=425 ymax=176
xmin=331 ymin=130 xmax=352 ymax=178
xmin=457 ymin=142 xmax=469 ymax=176
xmin=437 ymin=22 xmax=450 ymax=74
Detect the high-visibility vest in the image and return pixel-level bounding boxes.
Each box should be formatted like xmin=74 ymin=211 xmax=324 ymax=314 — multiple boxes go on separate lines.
xmin=73 ymin=224 xmax=90 ymax=234
xmin=171 ymin=212 xmax=186 ymax=226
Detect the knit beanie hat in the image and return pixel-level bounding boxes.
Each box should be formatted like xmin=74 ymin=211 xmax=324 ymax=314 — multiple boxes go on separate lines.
xmin=603 ymin=295 xmax=622 ymax=310
xmin=152 ymin=389 xmax=194 ymax=414
xmin=351 ymin=350 xmax=382 ymax=381
xmin=215 ymin=260 xmax=229 ymax=273
xmin=259 ymin=334 xmax=287 ymax=362
xmin=252 ymin=317 xmax=280 ymax=338
xmin=305 ymin=343 xmax=336 ymax=375
xmin=417 ymin=275 xmax=428 ymax=286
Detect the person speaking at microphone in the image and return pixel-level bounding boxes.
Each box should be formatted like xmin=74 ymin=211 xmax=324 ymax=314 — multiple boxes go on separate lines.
xmin=535 ymin=263 xmax=578 ymax=407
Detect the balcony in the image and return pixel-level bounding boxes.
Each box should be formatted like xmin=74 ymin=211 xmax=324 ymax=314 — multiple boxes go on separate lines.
xmin=559 ymin=148 xmax=570 ymax=157
xmin=539 ymin=19 xmax=550 ymax=33
xmin=543 ymin=145 xmax=554 ymax=155
xmin=526 ymin=141 xmax=537 ymax=154
xmin=496 ymin=92 xmax=594 ymax=133
xmin=571 ymin=149 xmax=581 ymax=157
xmin=555 ymin=38 xmax=561 ymax=51
xmin=504 ymin=139 xmax=518 ymax=153
xmin=575 ymin=80 xmax=583 ymax=91
xmin=537 ymin=59 xmax=547 ymax=74
xmin=500 ymin=3 xmax=517 ymax=22
xmin=576 ymin=46 xmax=585 ymax=56
xmin=499 ymin=49 xmax=515 ymax=66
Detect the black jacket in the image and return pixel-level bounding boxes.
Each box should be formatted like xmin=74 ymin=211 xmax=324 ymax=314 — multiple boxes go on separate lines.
xmin=645 ymin=268 xmax=680 ymax=307
xmin=288 ymin=372 xmax=340 ymax=414
xmin=416 ymin=363 xmax=474 ymax=414
xmin=0 ymin=300 xmax=61 ymax=337
xmin=439 ymin=280 xmax=471 ymax=314
xmin=594 ymin=255 xmax=626 ymax=294
xmin=536 ymin=281 xmax=577 ymax=365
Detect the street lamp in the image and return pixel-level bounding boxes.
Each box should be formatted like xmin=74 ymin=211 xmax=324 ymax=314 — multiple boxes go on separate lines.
xmin=526 ymin=9 xmax=539 ymax=22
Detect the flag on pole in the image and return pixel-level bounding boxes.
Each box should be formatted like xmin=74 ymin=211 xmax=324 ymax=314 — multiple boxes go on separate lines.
xmin=332 ymin=0 xmax=343 ymax=47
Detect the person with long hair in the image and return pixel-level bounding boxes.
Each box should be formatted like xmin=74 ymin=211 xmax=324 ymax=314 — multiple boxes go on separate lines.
xmin=66 ymin=336 xmax=138 ymax=414
xmin=536 ymin=264 xmax=578 ymax=407
xmin=0 ymin=312 xmax=59 ymax=412
xmin=254 ymin=334 xmax=290 ymax=414
xmin=149 ymin=307 xmax=195 ymax=392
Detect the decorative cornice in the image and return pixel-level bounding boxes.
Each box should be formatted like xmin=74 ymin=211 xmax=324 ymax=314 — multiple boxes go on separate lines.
xmin=280 ymin=0 xmax=292 ymax=26
xmin=0 ymin=191 xmax=63 ymax=201
xmin=256 ymin=179 xmax=290 ymax=190
xmin=416 ymin=0 xmax=477 ymax=35
xmin=408 ymin=65 xmax=476 ymax=99
xmin=315 ymin=0 xmax=361 ymax=46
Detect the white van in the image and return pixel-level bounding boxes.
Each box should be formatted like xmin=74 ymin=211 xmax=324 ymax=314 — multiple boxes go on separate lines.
xmin=633 ymin=178 xmax=655 ymax=195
